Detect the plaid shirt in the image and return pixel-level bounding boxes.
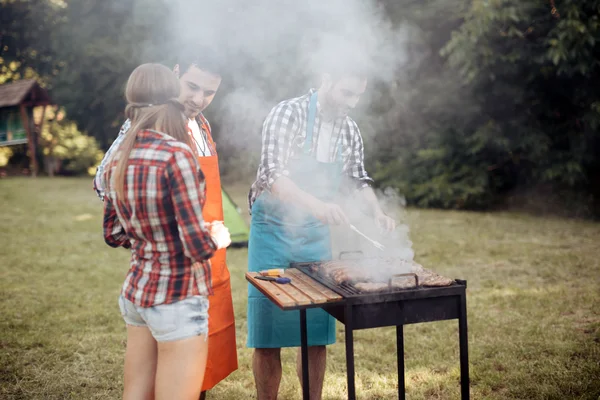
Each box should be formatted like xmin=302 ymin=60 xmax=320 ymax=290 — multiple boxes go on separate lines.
xmin=94 ymin=114 xmax=215 ymax=201
xmin=103 ymin=129 xmax=216 ymax=307
xmin=248 ymin=89 xmax=373 ymax=210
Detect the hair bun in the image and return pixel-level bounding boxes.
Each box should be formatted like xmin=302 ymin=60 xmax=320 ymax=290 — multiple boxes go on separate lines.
xmin=166 ymin=98 xmax=185 ymax=112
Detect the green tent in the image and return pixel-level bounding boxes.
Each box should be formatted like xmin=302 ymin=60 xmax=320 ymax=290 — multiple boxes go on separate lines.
xmin=222 ymin=189 xmax=249 ymax=247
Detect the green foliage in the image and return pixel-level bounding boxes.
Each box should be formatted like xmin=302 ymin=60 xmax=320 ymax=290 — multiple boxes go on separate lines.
xmin=446 ymin=0 xmax=599 ymax=183
xmin=1 ymin=0 xmax=599 ymax=214
xmin=48 ymin=0 xmax=174 ymax=148
xmin=371 ymin=0 xmax=600 ymax=214
xmin=374 ymin=122 xmax=509 ymax=209
xmin=1 ymin=0 xmax=172 ymax=148
xmin=0 ymin=0 xmax=66 ymax=82
xmin=0 ymin=146 xmax=13 ymax=167
xmin=38 ymin=111 xmax=103 ymax=176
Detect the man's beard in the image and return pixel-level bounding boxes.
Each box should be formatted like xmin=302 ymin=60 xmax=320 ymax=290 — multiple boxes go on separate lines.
xmin=184 ymin=105 xmax=203 ymax=119
xmin=321 ymin=92 xmax=338 ymax=120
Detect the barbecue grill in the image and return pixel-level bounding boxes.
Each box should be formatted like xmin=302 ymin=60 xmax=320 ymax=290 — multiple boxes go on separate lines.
xmin=246 ymin=255 xmax=470 ymax=400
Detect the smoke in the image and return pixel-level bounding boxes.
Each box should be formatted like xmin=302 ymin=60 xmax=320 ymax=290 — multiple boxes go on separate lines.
xmin=331 ymin=186 xmax=414 ymax=264
xmin=161 ymin=0 xmax=417 ymax=261
xmin=162 ymin=0 xmax=413 ymax=148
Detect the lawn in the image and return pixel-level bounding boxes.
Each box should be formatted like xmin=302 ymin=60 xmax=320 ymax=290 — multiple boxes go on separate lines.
xmin=1 ymin=177 xmax=599 ymax=400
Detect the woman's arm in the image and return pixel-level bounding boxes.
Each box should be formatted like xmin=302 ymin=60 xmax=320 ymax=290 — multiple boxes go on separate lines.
xmin=103 ymin=197 xmax=131 ymax=248
xmin=166 ymin=148 xmax=217 ymax=262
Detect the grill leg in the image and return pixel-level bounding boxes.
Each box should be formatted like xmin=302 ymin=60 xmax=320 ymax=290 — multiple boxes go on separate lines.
xmin=344 ymin=305 xmax=356 ymax=400
xmin=396 ymin=325 xmax=405 ymax=400
xmin=458 ymin=294 xmax=470 ymax=400
xmin=300 ymin=309 xmax=310 ymax=400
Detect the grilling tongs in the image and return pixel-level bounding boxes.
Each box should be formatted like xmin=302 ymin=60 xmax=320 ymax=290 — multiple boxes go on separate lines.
xmin=349 ymin=224 xmax=386 ymax=251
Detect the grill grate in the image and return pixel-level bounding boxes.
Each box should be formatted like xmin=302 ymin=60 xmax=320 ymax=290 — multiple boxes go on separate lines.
xmin=291 ymin=260 xmax=463 ymax=300
xmin=338 ymin=281 xmax=361 ymax=296
xmin=294 ymin=263 xmax=417 ymax=296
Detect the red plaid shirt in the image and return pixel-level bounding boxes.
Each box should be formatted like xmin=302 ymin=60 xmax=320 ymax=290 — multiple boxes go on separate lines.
xmin=103 ymin=129 xmax=216 ymax=307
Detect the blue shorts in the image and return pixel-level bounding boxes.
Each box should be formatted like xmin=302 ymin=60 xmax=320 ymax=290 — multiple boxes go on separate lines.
xmin=118 ymin=295 xmax=209 ymax=342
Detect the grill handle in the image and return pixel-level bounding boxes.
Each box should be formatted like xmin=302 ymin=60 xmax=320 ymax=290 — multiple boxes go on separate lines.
xmin=388 ymin=273 xmax=419 ymax=289
xmin=339 ymin=251 xmax=364 ymax=260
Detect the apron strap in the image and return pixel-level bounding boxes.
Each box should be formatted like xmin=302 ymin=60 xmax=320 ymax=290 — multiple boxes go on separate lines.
xmin=304 ymin=92 xmax=318 ymax=154
xmin=198 ymin=113 xmax=217 ymax=154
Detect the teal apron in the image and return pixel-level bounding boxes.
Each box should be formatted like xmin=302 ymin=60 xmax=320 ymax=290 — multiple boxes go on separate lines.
xmin=247 ymin=92 xmax=342 ymax=348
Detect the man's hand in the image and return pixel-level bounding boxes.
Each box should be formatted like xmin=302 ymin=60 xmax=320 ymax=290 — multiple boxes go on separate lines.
xmin=311 ymin=200 xmax=350 ymax=226
xmin=375 ymin=211 xmax=396 ymax=232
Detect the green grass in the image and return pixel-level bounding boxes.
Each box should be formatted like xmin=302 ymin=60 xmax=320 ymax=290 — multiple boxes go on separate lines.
xmin=1 ymin=177 xmax=599 ymax=400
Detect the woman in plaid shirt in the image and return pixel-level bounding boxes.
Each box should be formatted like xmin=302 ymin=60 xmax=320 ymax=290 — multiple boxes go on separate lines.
xmin=102 ymin=63 xmax=231 ymax=400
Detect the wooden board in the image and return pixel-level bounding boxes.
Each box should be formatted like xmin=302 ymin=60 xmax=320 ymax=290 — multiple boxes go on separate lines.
xmin=284 ymin=269 xmax=343 ymax=301
xmin=246 ymin=269 xmax=343 ymax=310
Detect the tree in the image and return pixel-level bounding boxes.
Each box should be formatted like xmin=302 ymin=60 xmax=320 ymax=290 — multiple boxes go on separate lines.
xmin=0 ymin=0 xmax=65 ymax=83
xmin=37 ymin=107 xmax=103 ymax=176
xmin=371 ymin=0 xmax=600 ymax=214
xmin=48 ymin=0 xmax=173 ymax=148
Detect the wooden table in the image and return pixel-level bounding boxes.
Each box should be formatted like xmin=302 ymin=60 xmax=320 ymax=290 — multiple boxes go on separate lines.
xmin=246 ymin=268 xmax=343 ymax=400
xmin=247 ymin=269 xmax=470 ymax=400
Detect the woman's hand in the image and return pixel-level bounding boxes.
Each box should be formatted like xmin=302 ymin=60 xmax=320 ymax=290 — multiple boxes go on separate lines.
xmin=208 ymin=221 xmax=231 ymax=249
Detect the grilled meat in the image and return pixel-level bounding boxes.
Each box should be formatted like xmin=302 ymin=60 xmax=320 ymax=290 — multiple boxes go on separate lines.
xmin=354 ymin=282 xmax=389 ymax=292
xmin=354 ymin=275 xmax=418 ymax=292
xmin=417 ymin=269 xmax=454 ymax=287
xmin=330 ymin=267 xmax=371 ymax=284
xmin=309 ymin=258 xmax=453 ymax=292
xmin=390 ymin=274 xmax=419 ymax=289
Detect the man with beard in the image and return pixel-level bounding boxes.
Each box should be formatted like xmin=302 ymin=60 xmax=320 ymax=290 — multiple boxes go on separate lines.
xmin=246 ymin=63 xmax=396 ymax=399
xmin=94 ymin=54 xmax=237 ymax=400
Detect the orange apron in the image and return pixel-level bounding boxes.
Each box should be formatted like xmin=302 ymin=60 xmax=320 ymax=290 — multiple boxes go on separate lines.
xmin=191 ymin=118 xmax=238 ymax=391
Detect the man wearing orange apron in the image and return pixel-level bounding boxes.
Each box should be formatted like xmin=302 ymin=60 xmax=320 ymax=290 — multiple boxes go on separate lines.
xmin=94 ymin=56 xmax=238 ymax=398
xmin=188 ymin=113 xmax=238 ymax=398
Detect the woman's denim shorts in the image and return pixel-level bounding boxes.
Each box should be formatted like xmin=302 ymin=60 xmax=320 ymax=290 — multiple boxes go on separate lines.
xmin=118 ymin=295 xmax=209 ymax=342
